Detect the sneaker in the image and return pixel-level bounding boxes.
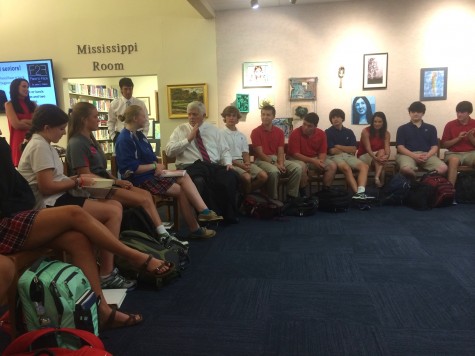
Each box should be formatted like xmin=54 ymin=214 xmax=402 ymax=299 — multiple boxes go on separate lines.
xmin=197 ymin=210 xmax=224 ymax=222
xmin=157 ymin=232 xmax=189 ymax=247
xmin=100 ymin=268 xmax=137 ymax=291
xmin=189 ymin=227 xmax=216 ymax=239
xmin=352 ymin=192 xmax=376 ymax=201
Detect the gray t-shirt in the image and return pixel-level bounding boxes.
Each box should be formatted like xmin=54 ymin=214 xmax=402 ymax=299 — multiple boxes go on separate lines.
xmin=67 ymin=134 xmax=109 ymax=178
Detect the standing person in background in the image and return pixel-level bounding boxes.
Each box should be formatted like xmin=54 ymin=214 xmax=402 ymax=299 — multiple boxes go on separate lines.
xmin=440 ymin=101 xmax=475 ymax=185
xmin=221 ymin=105 xmax=268 ymax=195
xmin=108 ymin=77 xmax=149 ymax=143
xmin=5 ymin=78 xmax=37 ymax=166
xmin=357 ymin=112 xmax=391 ymax=187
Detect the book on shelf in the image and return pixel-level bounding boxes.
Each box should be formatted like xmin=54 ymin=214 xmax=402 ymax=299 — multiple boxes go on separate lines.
xmin=160 ymin=170 xmax=187 ymax=177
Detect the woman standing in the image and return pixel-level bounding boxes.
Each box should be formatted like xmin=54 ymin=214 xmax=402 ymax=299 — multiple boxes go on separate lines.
xmin=356 ymin=112 xmax=391 ymax=187
xmin=115 ymin=105 xmax=222 ymax=239
xmin=5 ymin=78 xmax=37 ymax=166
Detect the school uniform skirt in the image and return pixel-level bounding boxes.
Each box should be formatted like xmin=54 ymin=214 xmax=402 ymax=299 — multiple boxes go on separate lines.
xmin=139 ymin=177 xmax=177 ymax=195
xmin=0 ymin=210 xmax=40 ymax=254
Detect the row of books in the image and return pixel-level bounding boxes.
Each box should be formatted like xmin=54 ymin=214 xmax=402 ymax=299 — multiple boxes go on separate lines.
xmin=69 ymin=98 xmax=111 ymax=112
xmin=99 ymin=141 xmax=114 ymax=154
xmin=93 ymin=129 xmax=110 ymax=140
xmin=69 ymin=83 xmax=119 ymax=99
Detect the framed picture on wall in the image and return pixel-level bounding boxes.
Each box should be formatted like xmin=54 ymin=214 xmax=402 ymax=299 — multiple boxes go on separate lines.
xmin=420 ymin=67 xmax=448 ymax=101
xmin=147 ymin=119 xmax=155 ymax=138
xmin=351 ymin=96 xmax=376 ymax=125
xmin=236 ymin=93 xmax=250 ymax=113
xmin=166 ymin=83 xmax=208 ymax=119
xmin=289 ymin=77 xmax=318 ymax=101
xmin=363 ymin=53 xmax=388 ymax=90
xmin=242 ymin=61 xmax=272 ymax=88
xmin=137 ymin=96 xmax=151 ymax=114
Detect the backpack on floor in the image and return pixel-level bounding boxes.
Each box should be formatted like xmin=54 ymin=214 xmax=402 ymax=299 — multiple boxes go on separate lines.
xmin=455 ymin=171 xmax=475 ymax=203
xmin=282 ymin=196 xmax=318 ymax=217
xmin=121 ymin=206 xmax=190 ymax=269
xmin=420 ymin=171 xmax=455 ymax=208
xmin=18 ymin=259 xmax=99 ymax=337
xmin=240 ymin=193 xmax=283 ymax=219
xmin=315 ymin=187 xmax=351 ymax=212
xmin=116 ymin=230 xmax=181 ymax=289
xmin=404 ymin=182 xmax=436 ymax=210
xmin=3 ymin=327 xmax=111 ymax=356
xmin=382 ymin=173 xmax=411 ymax=205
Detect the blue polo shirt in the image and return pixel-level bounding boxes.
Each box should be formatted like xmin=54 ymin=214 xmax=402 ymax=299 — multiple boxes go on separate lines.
xmin=325 ymin=126 xmax=357 ymax=150
xmin=396 ymin=121 xmax=438 ymax=152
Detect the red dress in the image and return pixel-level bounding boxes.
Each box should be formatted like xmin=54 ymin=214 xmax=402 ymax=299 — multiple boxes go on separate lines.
xmin=357 ymin=127 xmax=385 ymax=157
xmin=8 ymin=98 xmax=33 ymax=166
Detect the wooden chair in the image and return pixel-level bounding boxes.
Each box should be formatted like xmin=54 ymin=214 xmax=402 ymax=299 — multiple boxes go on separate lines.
xmin=110 ymin=155 xmax=179 ymax=230
xmin=5 ymin=248 xmax=55 ymax=338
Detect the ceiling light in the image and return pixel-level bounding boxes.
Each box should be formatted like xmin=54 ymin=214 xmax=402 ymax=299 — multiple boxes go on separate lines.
xmin=290 ymin=0 xmax=297 ymax=3
xmin=251 ymin=0 xmax=259 ymax=9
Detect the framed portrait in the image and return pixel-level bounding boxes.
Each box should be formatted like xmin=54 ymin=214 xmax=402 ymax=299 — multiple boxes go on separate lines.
xmin=147 ymin=119 xmax=155 ymax=138
xmin=137 ymin=96 xmax=151 ymax=114
xmin=167 ymin=83 xmax=208 ymax=119
xmin=236 ymin=93 xmax=250 ymax=113
xmin=243 ymin=61 xmax=272 ymax=88
xmin=420 ymin=67 xmax=448 ymax=101
xmin=351 ymin=96 xmax=376 ymax=125
xmin=363 ymin=53 xmax=388 ymax=90
xmin=291 ymin=101 xmax=315 ymax=120
xmin=289 ymin=77 xmax=318 ymax=101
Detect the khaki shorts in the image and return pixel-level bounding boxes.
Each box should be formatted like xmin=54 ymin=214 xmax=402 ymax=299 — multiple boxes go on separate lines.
xmin=233 ymin=160 xmax=263 ymax=179
xmin=358 ymin=153 xmax=373 ymax=166
xmin=444 ymin=151 xmax=475 ymax=166
xmin=396 ymin=152 xmax=445 ymax=171
xmin=288 ymin=157 xmax=334 ymax=173
xmin=328 ymin=153 xmax=364 ymax=170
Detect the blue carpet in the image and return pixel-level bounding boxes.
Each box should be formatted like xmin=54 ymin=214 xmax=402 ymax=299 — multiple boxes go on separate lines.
xmin=2 ymin=204 xmax=475 ymax=355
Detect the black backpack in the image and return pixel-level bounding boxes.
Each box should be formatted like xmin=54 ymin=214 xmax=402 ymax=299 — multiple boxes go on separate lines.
xmin=315 ymin=187 xmax=351 ymax=212
xmin=240 ymin=193 xmax=283 ymax=219
xmin=282 ymin=196 xmax=318 ymax=217
xmin=455 ymin=171 xmax=475 ymax=203
xmin=404 ymin=182 xmax=436 ymax=210
xmin=382 ymin=173 xmax=411 ymax=205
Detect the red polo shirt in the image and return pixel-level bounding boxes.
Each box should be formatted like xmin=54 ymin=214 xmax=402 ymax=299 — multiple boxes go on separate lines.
xmin=287 ymin=126 xmax=327 ymax=157
xmin=250 ymin=125 xmax=285 ymax=155
xmin=441 ymin=117 xmax=475 ymax=152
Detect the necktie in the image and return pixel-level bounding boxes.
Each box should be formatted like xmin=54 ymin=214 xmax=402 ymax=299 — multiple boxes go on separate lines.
xmin=195 ymin=130 xmax=211 ymax=163
xmin=126 ymin=100 xmax=131 ymax=107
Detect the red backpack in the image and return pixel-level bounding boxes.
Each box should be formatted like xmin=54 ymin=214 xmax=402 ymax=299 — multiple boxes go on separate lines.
xmin=420 ymin=171 xmax=455 ymax=208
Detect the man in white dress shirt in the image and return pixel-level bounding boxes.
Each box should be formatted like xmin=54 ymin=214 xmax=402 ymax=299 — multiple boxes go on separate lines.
xmin=107 ymin=77 xmax=149 ymax=143
xmin=166 ymin=101 xmax=240 ymax=223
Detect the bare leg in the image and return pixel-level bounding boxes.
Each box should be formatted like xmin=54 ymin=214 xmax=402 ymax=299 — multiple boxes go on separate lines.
xmin=165 ymin=184 xmax=200 ymax=231
xmin=0 ymin=255 xmax=14 ymax=300
xmin=338 ymin=162 xmax=357 ymax=193
xmin=322 ymin=161 xmax=337 ymax=187
xmin=111 ymin=187 xmax=162 ymax=226
xmin=374 ymin=149 xmax=386 ymax=184
xmin=251 ymin=171 xmax=268 ymax=192
xmin=446 ymin=156 xmax=460 ymax=185
xmin=356 ymin=162 xmax=369 ymax=188
xmin=239 ymin=172 xmax=252 ymax=195
xmin=82 ymin=199 xmax=122 ymax=276
xmin=174 ymin=175 xmax=208 ymax=211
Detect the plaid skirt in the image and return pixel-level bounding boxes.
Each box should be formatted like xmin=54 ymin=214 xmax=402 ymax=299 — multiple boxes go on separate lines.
xmin=0 ymin=210 xmax=40 ymax=254
xmin=139 ymin=176 xmax=177 ymax=195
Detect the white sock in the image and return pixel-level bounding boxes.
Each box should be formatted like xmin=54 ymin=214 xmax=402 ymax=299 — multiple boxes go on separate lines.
xmin=156 ymin=225 xmax=168 ymax=235
xmin=357 ymin=186 xmax=365 ymax=194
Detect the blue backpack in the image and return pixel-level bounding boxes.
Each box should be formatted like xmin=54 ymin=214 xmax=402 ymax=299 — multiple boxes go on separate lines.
xmin=383 ymin=173 xmax=411 ymax=205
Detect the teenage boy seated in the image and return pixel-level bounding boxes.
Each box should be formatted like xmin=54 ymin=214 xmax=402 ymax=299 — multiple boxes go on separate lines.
xmin=221 ymin=105 xmax=268 ymax=195
xmin=250 ymin=105 xmax=302 ymax=201
xmin=396 ymin=101 xmax=447 ymax=179
xmin=287 ymin=112 xmax=337 ymax=192
xmin=325 ymin=108 xmax=373 ymax=200
xmin=440 ymin=100 xmax=475 ymax=185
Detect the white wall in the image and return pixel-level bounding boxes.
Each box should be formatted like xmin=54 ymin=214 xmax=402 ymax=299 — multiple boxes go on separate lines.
xmin=215 ymin=0 xmax=475 ymax=142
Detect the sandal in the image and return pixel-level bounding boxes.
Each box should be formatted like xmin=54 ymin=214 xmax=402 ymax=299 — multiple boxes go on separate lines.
xmin=141 ymin=254 xmax=174 ymax=278
xmin=101 ymin=307 xmax=143 ymax=331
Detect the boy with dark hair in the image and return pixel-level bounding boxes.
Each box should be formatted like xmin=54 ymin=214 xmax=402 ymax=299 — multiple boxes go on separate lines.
xmin=288 ymin=112 xmax=337 ymax=191
xmin=251 ymin=105 xmax=301 ymax=201
xmin=108 ymin=77 xmax=149 ymax=142
xmin=396 ymin=101 xmax=447 ymax=179
xmin=325 ymin=108 xmax=373 ymax=200
xmin=440 ymin=100 xmax=475 ymax=185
